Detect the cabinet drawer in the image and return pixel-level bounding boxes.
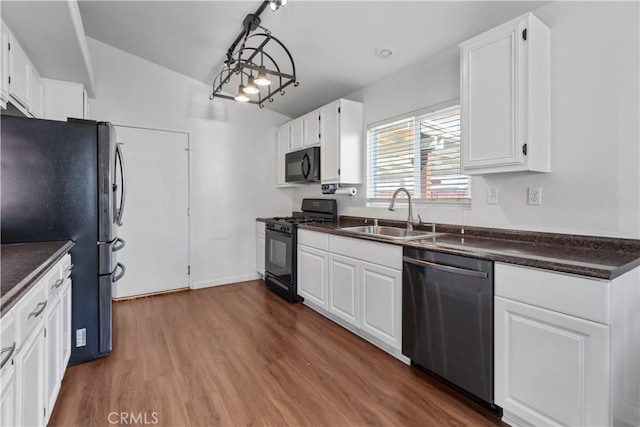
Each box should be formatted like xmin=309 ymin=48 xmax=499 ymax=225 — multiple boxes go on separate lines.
xmin=45 ymin=255 xmax=72 ymax=301
xmin=59 ymin=254 xmax=72 ymax=277
xmin=0 ymin=312 xmax=16 ymax=372
xmin=495 ymin=263 xmax=610 ymax=324
xmin=298 ymin=229 xmax=329 ymax=251
xmin=329 ymin=235 xmax=402 ymax=270
xmin=15 ymin=280 xmax=47 ymax=347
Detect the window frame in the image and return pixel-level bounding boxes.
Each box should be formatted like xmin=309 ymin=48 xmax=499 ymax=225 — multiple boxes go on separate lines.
xmin=366 ymin=99 xmax=471 ymax=207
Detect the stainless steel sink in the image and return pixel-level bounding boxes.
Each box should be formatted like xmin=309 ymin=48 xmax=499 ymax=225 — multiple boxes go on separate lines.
xmin=338 ymin=225 xmax=445 ymax=241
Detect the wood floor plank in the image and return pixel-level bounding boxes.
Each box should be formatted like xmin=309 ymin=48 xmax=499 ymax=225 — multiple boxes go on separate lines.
xmin=48 ymin=280 xmax=502 ymax=426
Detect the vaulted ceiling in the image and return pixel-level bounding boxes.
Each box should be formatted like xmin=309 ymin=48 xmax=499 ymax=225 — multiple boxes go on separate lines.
xmin=4 ymin=1 xmax=550 ymax=118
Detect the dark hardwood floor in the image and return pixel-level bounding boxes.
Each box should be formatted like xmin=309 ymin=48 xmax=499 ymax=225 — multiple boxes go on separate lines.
xmin=49 ymin=280 xmax=502 ymax=426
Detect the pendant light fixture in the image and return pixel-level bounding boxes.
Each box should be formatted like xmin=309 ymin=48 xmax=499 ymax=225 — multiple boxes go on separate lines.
xmin=210 ymin=0 xmax=298 ymax=108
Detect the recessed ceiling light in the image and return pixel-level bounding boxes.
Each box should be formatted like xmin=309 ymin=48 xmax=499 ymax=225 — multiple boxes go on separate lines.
xmin=375 ymin=46 xmax=396 ymax=59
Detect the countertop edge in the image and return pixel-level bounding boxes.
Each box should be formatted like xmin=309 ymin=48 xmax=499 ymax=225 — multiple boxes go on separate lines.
xmin=297 ymin=224 xmax=639 ymax=281
xmin=1 ymin=240 xmax=75 ymax=316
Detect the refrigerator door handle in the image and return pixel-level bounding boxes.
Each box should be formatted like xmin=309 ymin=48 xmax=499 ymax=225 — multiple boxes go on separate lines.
xmin=111 ymin=262 xmax=126 ymax=283
xmin=113 ymin=237 xmax=126 ymax=252
xmin=115 ymin=143 xmax=127 ymax=226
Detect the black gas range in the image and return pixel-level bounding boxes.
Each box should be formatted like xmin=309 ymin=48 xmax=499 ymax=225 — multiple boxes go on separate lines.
xmin=264 ymin=199 xmax=337 ymax=302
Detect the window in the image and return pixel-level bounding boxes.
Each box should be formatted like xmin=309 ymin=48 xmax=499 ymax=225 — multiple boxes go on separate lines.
xmin=366 ymin=103 xmax=469 ymax=203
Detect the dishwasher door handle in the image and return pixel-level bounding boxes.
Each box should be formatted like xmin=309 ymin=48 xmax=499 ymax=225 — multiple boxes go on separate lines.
xmin=403 ymin=256 xmax=488 ymax=279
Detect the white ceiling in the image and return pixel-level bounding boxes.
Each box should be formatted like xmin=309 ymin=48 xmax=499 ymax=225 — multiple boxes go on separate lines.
xmin=65 ymin=1 xmax=549 ymax=117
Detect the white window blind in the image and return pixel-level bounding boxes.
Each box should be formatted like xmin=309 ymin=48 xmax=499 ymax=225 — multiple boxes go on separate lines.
xmin=366 ymin=104 xmax=469 ymax=202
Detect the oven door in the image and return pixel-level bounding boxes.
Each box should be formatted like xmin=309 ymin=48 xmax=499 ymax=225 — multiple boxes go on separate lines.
xmin=265 ymin=229 xmax=293 ymax=285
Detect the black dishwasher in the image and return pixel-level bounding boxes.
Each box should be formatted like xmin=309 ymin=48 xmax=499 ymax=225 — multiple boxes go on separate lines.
xmin=402 ymin=247 xmax=494 ymax=404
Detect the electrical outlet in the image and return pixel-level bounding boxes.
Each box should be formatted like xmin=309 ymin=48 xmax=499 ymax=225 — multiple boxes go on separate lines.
xmin=487 ymin=188 xmax=499 ymax=205
xmin=76 ymin=328 xmax=86 ymax=347
xmin=528 ymin=187 xmax=542 ymax=205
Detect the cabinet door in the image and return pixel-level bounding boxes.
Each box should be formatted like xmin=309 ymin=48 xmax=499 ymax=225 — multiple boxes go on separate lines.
xmin=328 ymin=253 xmax=359 ymax=327
xmin=0 ymin=364 xmax=16 ymax=427
xmin=289 ymin=118 xmax=304 ymax=151
xmin=45 ymin=296 xmax=62 ymax=422
xmin=256 ymin=222 xmax=265 ymax=275
xmin=41 ymin=79 xmax=86 ymax=121
xmin=461 ymin=18 xmax=524 ymax=172
xmin=0 ymin=25 xmax=9 ymax=106
xmin=275 ymin=125 xmax=291 ymax=187
xmin=61 ymin=280 xmax=72 ymax=369
xmin=8 ymin=36 xmax=30 ymax=109
xmin=16 ymin=324 xmax=46 ymax=427
xmin=29 ymin=67 xmax=43 ymax=118
xmin=303 ymin=111 xmax=320 ymax=147
xmin=495 ymin=296 xmax=610 ymax=427
xmin=297 ymin=245 xmax=328 ymax=310
xmin=320 ymin=102 xmax=340 ymax=183
xmin=359 ymin=261 xmax=402 ymax=349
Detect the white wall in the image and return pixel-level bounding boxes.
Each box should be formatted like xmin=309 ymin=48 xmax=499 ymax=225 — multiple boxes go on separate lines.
xmin=295 ymin=1 xmax=640 ymax=239
xmin=87 ymin=38 xmax=295 ymax=289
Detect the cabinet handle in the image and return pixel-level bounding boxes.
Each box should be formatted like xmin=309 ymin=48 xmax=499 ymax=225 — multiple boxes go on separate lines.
xmin=403 ymin=257 xmax=488 ymax=279
xmin=65 ymin=263 xmax=74 ymax=273
xmin=28 ymin=301 xmax=48 ymax=319
xmin=0 ymin=343 xmax=16 ymax=369
xmin=51 ymin=278 xmax=64 ymax=289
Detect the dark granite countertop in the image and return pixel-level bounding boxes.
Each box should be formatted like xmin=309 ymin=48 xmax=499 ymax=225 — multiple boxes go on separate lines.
xmin=1 ymin=240 xmax=75 ymax=316
xmin=297 ymin=216 xmax=640 ymax=281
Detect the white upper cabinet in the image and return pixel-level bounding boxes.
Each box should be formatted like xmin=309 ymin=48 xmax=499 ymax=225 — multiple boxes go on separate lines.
xmin=275 ymin=124 xmax=291 ymax=187
xmin=28 ymin=66 xmax=43 ymax=118
xmin=302 ymin=110 xmax=321 ymax=147
xmin=460 ymin=13 xmax=550 ymax=174
xmin=320 ymin=99 xmax=363 ymax=185
xmin=0 ymin=24 xmax=9 ymax=108
xmin=8 ymin=33 xmax=31 ymax=110
xmin=42 ymin=79 xmax=86 ymax=121
xmin=289 ymin=117 xmax=304 ymax=151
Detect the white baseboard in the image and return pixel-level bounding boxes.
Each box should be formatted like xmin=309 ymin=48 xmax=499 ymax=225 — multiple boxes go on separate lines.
xmin=192 ymin=273 xmax=261 ymax=290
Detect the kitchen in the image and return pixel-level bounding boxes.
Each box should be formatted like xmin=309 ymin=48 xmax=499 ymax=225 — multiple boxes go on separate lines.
xmin=1 ymin=1 xmax=639 ymax=426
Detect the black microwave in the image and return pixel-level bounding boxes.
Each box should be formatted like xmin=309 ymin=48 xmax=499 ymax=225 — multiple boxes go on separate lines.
xmin=285 ymin=147 xmax=320 ymax=183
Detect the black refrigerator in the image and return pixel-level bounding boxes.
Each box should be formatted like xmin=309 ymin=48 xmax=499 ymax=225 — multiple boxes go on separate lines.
xmin=1 ymin=115 xmax=127 ymax=365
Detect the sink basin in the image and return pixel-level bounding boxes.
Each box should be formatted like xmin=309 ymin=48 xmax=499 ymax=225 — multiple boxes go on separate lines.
xmin=339 ymin=225 xmax=445 ymax=241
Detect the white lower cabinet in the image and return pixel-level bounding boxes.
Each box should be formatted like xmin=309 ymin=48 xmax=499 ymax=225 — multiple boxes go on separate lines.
xmin=60 ymin=279 xmax=72 ymax=370
xmin=495 ymin=296 xmax=609 ymax=426
xmin=45 ymin=295 xmax=63 ymax=421
xmin=495 ymin=262 xmax=640 ymax=427
xmin=16 ymin=323 xmax=46 ymax=427
xmin=0 ymin=313 xmax=17 ymax=427
xmin=1 ymin=253 xmax=73 ymax=427
xmin=359 ymin=261 xmax=402 ymax=350
xmin=297 ymin=245 xmax=329 ymax=310
xmin=328 ymin=254 xmax=359 ymax=327
xmin=298 ymin=229 xmax=403 ymax=357
xmin=0 ymin=363 xmax=16 ymax=427
xmin=256 ymin=221 xmax=265 ymax=276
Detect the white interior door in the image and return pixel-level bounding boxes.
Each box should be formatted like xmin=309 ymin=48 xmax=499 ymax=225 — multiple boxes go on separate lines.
xmin=113 ymin=126 xmax=189 ymax=298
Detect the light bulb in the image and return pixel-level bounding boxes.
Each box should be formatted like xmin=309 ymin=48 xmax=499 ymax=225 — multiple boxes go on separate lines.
xmin=243 ymin=76 xmax=260 ymax=94
xmin=235 ymin=85 xmax=250 ymax=102
xmin=254 ymin=67 xmax=271 ymax=86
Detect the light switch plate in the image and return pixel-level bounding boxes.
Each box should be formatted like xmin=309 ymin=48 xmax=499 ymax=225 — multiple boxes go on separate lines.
xmin=487 ymin=188 xmax=499 ymax=204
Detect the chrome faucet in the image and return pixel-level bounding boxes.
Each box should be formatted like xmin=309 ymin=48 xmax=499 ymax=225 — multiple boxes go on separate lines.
xmin=388 ymin=187 xmax=421 ymax=231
